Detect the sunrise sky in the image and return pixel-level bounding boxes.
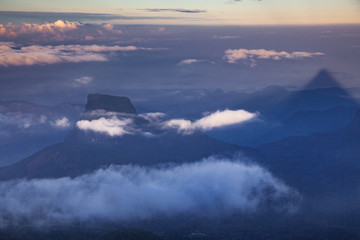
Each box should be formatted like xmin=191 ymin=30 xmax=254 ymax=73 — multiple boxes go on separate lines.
xmin=0 ymin=0 xmax=359 ymax=105
xmin=1 ymin=0 xmax=360 ymax=25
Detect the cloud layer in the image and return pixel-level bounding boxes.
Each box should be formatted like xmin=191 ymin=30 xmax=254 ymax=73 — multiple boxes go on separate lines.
xmin=0 ymin=42 xmax=155 ymax=67
xmin=141 ymin=8 xmax=207 ymax=13
xmin=0 ymin=157 xmax=298 ymax=227
xmin=0 ymin=20 xmax=125 ymax=42
xmin=75 ymin=109 xmax=258 ymax=137
xmin=0 ymin=111 xmax=72 ymax=131
xmin=224 ymin=48 xmax=325 ymax=66
xmin=0 ymin=20 xmax=80 ymax=38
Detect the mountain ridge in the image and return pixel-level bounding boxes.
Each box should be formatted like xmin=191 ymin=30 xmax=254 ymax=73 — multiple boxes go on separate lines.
xmin=0 ymin=94 xmax=250 ymax=180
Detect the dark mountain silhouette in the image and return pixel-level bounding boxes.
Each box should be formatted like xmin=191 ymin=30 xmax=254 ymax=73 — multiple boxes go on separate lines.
xmin=304 ymin=69 xmax=343 ymax=90
xmin=85 ymin=94 xmax=137 ymax=114
xmin=97 ymin=229 xmax=165 ymax=240
xmin=0 ymin=94 xmax=249 ymax=180
xmin=263 ymin=70 xmax=358 ymax=121
xmin=255 ymin=105 xmax=359 ymax=144
xmin=0 ymin=100 xmax=83 ymax=166
xmin=208 ymin=69 xmax=359 ymax=146
xmin=257 ymin=109 xmax=360 ymax=198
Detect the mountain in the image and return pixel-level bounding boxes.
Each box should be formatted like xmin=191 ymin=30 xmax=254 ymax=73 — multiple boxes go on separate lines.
xmin=255 ymin=105 xmax=359 ymax=144
xmin=85 ymin=94 xmax=137 ymax=114
xmin=208 ymin=69 xmax=359 ymax=146
xmin=0 ymin=100 xmax=83 ymax=166
xmin=0 ymin=94 xmax=248 ymax=180
xmin=257 ymin=109 xmax=360 ymax=198
xmin=97 ymin=229 xmax=165 ymax=240
xmin=304 ymin=69 xmax=343 ymax=90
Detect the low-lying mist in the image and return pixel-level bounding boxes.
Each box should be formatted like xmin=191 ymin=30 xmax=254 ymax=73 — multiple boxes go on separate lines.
xmin=0 ymin=157 xmax=300 ymax=228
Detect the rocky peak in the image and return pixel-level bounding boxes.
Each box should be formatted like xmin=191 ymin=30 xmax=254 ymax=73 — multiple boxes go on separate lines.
xmin=85 ymin=94 xmax=137 ymax=114
xmin=305 ymin=69 xmax=341 ymax=90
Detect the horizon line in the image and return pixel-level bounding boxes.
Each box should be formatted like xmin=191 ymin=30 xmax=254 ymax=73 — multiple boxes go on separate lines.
xmin=1 ymin=10 xmax=360 ymax=26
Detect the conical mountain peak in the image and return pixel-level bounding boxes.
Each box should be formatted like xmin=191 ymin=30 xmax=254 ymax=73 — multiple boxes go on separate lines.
xmin=305 ymin=69 xmax=342 ymax=90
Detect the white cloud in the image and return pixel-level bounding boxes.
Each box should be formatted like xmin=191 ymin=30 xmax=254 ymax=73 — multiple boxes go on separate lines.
xmin=212 ymin=35 xmax=242 ymax=39
xmin=74 ymin=76 xmax=93 ymax=86
xmin=141 ymin=8 xmax=207 ymax=13
xmin=23 ymin=121 xmax=31 ymax=129
xmin=139 ymin=112 xmax=166 ymax=121
xmin=102 ymin=24 xmax=114 ymax=31
xmin=0 ymin=20 xmax=80 ymax=38
xmin=0 ymin=157 xmax=299 ymax=227
xmin=0 ymin=42 xmax=157 ymax=67
xmin=178 ymin=59 xmax=202 ymax=65
xmin=0 ymin=21 xmax=133 ymax=42
xmin=76 ymin=117 xmax=132 ymax=137
xmin=0 ymin=112 xmax=73 ymax=131
xmin=224 ymin=48 xmax=325 ymax=66
xmin=76 ymin=112 xmax=165 ymax=137
xmin=178 ymin=59 xmax=214 ymax=65
xmin=102 ymin=24 xmax=123 ymax=34
xmin=165 ymin=109 xmax=258 ymax=134
xmin=75 ymin=109 xmax=257 ymax=136
xmin=52 ymin=117 xmax=70 ymax=129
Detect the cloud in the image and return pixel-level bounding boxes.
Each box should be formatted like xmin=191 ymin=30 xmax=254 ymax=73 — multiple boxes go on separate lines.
xmin=74 ymin=76 xmax=93 ymax=86
xmin=139 ymin=112 xmax=167 ymax=121
xmin=51 ymin=117 xmax=70 ymax=128
xmin=0 ymin=41 xmax=15 ymax=49
xmin=0 ymin=157 xmax=299 ymax=227
xmin=0 ymin=20 xmax=80 ymax=38
xmin=0 ymin=20 xmax=139 ymax=43
xmin=75 ymin=109 xmax=257 ymax=137
xmin=0 ymin=42 xmax=157 ymax=67
xmin=76 ymin=117 xmax=133 ymax=137
xmin=212 ymin=35 xmax=242 ymax=39
xmin=102 ymin=24 xmax=114 ymax=31
xmin=76 ymin=111 xmax=164 ymax=137
xmin=141 ymin=8 xmax=207 ymax=13
xmin=84 ymin=35 xmax=94 ymax=41
xmin=224 ymin=48 xmax=325 ymax=66
xmin=0 ymin=111 xmax=73 ymax=132
xmin=102 ymin=24 xmax=123 ymax=34
xmin=178 ymin=59 xmax=202 ymax=65
xmin=0 ymin=112 xmax=38 ymax=130
xmin=165 ymin=109 xmax=258 ymax=134
xmin=178 ymin=59 xmax=214 ymax=65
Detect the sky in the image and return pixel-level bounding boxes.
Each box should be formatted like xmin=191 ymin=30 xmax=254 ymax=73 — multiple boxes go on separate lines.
xmin=0 ymin=0 xmax=359 ymax=25
xmin=0 ymin=1 xmax=359 ymax=105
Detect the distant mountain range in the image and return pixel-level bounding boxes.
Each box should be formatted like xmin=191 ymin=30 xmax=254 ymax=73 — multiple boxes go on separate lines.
xmin=258 ymin=109 xmax=360 ymax=198
xmin=207 ymin=69 xmax=359 ymax=146
xmin=1 ymin=90 xmax=359 ymax=205
xmin=0 ymin=94 xmax=247 ymax=180
xmin=0 ymin=70 xmax=358 ymax=199
xmin=1 ymin=69 xmax=357 ymax=167
xmin=0 ymin=100 xmax=83 ymax=166
xmin=0 ymin=70 xmax=360 ymax=240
